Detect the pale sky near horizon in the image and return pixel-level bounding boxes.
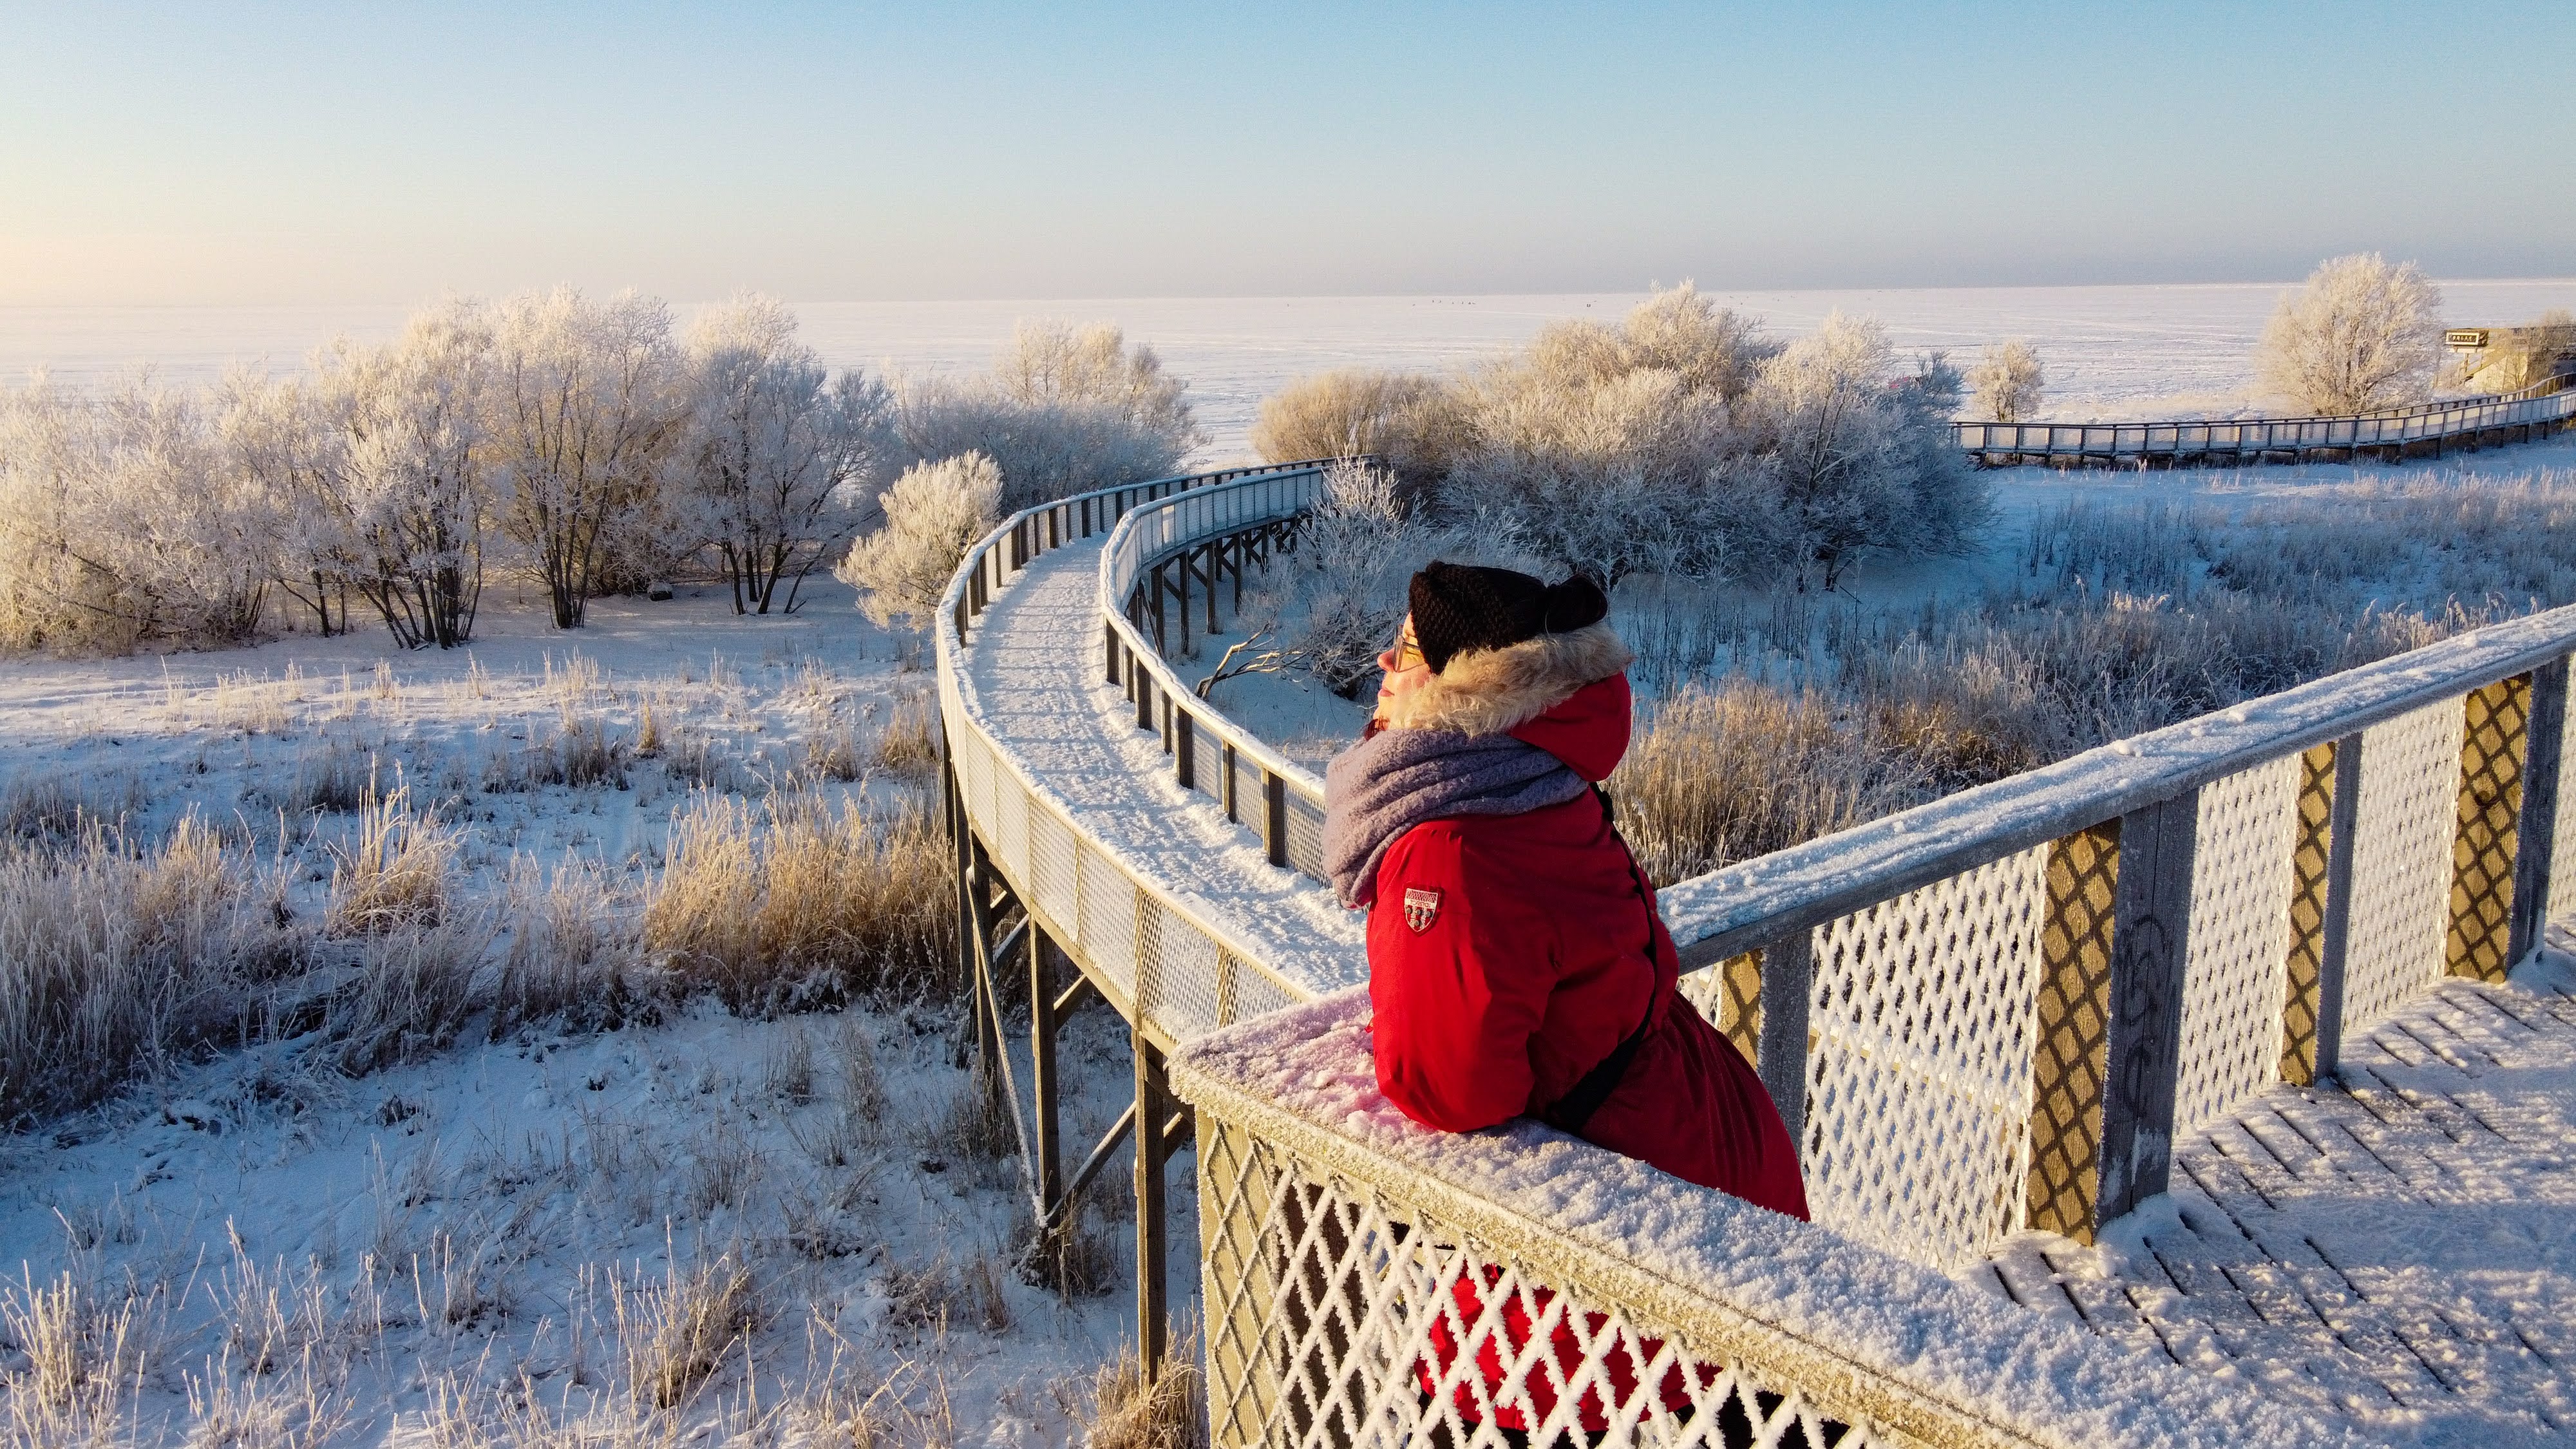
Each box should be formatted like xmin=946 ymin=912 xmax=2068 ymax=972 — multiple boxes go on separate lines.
xmin=5 ymin=1 xmax=2571 ymax=307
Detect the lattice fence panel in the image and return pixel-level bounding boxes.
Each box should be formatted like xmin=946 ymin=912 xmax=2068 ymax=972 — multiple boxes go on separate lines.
xmin=1195 ymin=1117 xmax=1884 ymax=1449
xmin=2447 ymin=676 xmax=2529 ymax=982
xmin=1077 ymin=844 xmax=1139 ymax=1007
xmin=1141 ymin=893 xmax=1224 ymax=1043
xmin=1678 ymin=953 xmax=1763 ymax=1067
xmin=1804 ymin=844 xmax=2050 ymax=1270
xmin=1028 ymin=801 xmax=1079 ymax=929
xmin=2172 ymin=755 xmax=2302 ymax=1137
xmin=1285 ymin=791 xmax=1328 ymax=880
xmin=2025 ymin=824 xmax=2117 ymax=1241
xmin=2342 ymin=699 xmax=2466 ymax=1035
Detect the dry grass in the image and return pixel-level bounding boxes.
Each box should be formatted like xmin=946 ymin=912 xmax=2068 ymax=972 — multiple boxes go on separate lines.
xmin=644 ymin=793 xmax=956 ymax=1013
xmin=614 ymin=1251 xmax=761 ymax=1410
xmin=0 ymin=1269 xmax=164 ymax=1448
xmin=324 ymin=787 xmax=457 ymax=936
xmin=0 ymin=815 xmax=289 ymax=1122
xmin=492 ymin=858 xmax=650 ymax=1036
xmin=1081 ymin=1333 xmax=1207 ymax=1449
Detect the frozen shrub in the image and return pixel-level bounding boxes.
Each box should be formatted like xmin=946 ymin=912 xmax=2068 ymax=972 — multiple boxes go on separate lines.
xmin=1083 ymin=1333 xmax=1207 ymax=1449
xmin=1247 ymin=368 xmax=1473 ymax=491
xmin=678 ymin=294 xmax=897 ymax=615
xmin=2255 ymin=252 xmax=2445 ymax=414
xmin=324 ymin=788 xmax=457 ymax=936
xmin=614 ymin=1251 xmax=760 ymax=1410
xmin=0 ymin=815 xmax=287 ymax=1122
xmin=896 ymin=319 xmax=1203 ymax=511
xmin=836 ymin=452 xmax=1003 ymax=630
xmin=493 ymin=858 xmax=650 ymax=1035
xmin=1967 ymin=337 xmax=2045 ymax=422
xmin=1202 ymin=462 xmax=1445 ymax=699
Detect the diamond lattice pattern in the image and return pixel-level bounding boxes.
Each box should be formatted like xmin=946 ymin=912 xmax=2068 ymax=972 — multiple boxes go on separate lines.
xmin=1195 ymin=1117 xmax=1879 ymax=1448
xmin=1803 ymin=845 xmax=2051 ymax=1271
xmin=2172 ymin=755 xmax=2302 ymax=1138
xmin=2342 ymin=701 xmax=2467 ymax=1035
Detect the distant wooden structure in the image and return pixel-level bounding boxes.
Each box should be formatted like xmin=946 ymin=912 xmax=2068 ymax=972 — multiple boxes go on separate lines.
xmin=1956 ymin=375 xmax=2576 ymax=469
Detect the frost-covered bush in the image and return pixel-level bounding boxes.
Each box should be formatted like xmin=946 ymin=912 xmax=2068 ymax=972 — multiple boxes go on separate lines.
xmin=677 ymin=295 xmax=896 ymax=616
xmin=1247 ymin=368 xmax=1473 ymax=490
xmin=896 ymin=321 xmax=1202 ymax=511
xmin=837 ymin=452 xmax=1003 ymax=630
xmin=1967 ymin=338 xmax=2045 ymax=422
xmin=487 ymin=289 xmax=687 ymax=628
xmin=1440 ymin=285 xmax=1766 ymax=587
xmin=0 ymin=372 xmax=290 ymax=652
xmin=2255 ymin=253 xmax=2445 ymax=415
xmin=1741 ymin=315 xmax=1985 ymax=589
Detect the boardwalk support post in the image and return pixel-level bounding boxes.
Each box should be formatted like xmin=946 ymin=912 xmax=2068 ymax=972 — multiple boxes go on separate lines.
xmin=1135 ymin=1027 xmax=1173 ymax=1383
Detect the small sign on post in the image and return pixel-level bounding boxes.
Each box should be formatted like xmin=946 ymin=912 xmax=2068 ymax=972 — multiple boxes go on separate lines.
xmin=2447 ymin=328 xmax=2491 ymax=348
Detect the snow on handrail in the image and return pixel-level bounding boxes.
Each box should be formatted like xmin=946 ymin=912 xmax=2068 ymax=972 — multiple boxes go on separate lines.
xmin=1172 ymin=990 xmax=2369 ymax=1449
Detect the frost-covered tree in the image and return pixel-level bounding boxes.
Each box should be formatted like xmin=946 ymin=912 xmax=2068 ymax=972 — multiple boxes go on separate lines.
xmin=679 ymin=296 xmax=896 ymax=616
xmin=327 ymin=300 xmax=499 ymax=649
xmin=2255 ymin=254 xmax=2445 ymax=415
xmin=0 ymin=375 xmax=136 ymax=652
xmin=837 ymin=452 xmax=1002 ymax=630
xmin=216 ymin=368 xmax=354 ymax=636
xmin=488 ymin=289 xmax=685 ymax=628
xmin=895 ymin=320 xmax=1203 ymax=511
xmin=1967 ymin=338 xmax=2045 ymax=422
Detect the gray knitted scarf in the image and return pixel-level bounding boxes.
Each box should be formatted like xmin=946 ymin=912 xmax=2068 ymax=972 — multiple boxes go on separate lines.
xmin=1323 ymin=726 xmax=1589 ymax=909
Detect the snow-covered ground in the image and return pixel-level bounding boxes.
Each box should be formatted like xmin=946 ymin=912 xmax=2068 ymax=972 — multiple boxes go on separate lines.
xmin=8 ymin=279 xmax=2572 ymax=458
xmin=0 ymin=579 xmax=1180 ymax=1447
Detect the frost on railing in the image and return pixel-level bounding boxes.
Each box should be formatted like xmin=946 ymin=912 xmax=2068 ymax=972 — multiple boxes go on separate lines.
xmin=1656 ymin=606 xmax=2576 ymax=1267
xmin=1172 ymin=993 xmax=2366 ymax=1449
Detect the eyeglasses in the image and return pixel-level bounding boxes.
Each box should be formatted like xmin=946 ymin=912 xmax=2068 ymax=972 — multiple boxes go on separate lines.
xmin=1389 ymin=623 xmax=1425 ymax=673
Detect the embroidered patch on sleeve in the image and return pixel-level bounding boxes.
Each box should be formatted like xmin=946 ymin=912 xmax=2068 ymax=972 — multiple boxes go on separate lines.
xmin=1403 ymin=887 xmax=1443 ymax=933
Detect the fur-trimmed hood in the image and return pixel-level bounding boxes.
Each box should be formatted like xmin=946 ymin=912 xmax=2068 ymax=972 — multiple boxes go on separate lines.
xmin=1378 ymin=621 xmax=1634 ymax=739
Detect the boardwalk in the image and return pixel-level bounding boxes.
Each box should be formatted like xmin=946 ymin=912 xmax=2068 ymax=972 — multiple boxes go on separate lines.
xmin=1989 ymin=963 xmax=2576 ymax=1440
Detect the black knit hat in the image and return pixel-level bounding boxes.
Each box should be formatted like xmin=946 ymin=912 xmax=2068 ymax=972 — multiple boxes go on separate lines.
xmin=1406 ymin=562 xmax=1609 ymax=673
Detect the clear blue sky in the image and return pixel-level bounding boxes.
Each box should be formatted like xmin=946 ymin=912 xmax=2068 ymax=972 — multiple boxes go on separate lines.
xmin=5 ymin=1 xmax=2570 ymax=305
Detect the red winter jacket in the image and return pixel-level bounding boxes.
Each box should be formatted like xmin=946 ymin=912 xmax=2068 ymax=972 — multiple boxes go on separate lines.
xmin=1360 ymin=658 xmax=1807 ymax=1431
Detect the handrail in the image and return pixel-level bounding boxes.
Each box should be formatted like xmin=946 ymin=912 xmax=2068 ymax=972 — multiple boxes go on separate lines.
xmin=1953 ymin=374 xmax=2576 ymax=459
xmin=1658 ymin=601 xmax=2576 ymax=967
xmin=1173 ymin=991 xmax=2367 ymax=1449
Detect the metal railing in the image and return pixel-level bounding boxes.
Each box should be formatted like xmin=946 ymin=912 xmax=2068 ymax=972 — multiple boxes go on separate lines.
xmin=1953 ymin=376 xmax=2576 ymax=464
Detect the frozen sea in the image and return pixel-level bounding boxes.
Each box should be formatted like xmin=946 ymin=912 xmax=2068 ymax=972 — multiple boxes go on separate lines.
xmin=4 ymin=279 xmax=2571 ymax=460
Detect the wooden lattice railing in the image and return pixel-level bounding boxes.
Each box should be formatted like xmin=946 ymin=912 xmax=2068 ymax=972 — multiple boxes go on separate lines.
xmin=940 ymin=455 xmax=2576 ymax=1441
xmin=1952 ymin=375 xmax=2576 ymax=464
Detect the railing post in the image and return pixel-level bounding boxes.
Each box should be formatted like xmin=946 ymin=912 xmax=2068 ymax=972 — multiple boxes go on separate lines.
xmin=1175 ymin=704 xmax=1195 ymax=788
xmin=1263 ymin=770 xmax=1288 ymax=869
xmin=2512 ymin=658 xmax=2570 ymax=965
xmin=1135 ymin=667 xmax=1153 ymax=733
xmin=1105 ymin=623 xmax=1120 ymax=687
xmin=2098 ymin=789 xmax=2195 ymax=1224
xmin=1134 ymin=1025 xmax=1171 ymax=1383
xmin=1754 ymin=930 xmax=1812 ymax=1150
xmin=1222 ymin=743 xmax=1239 ymax=822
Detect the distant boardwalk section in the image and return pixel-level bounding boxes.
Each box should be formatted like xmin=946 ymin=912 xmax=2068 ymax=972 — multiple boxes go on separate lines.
xmin=1957 ymin=376 xmax=2576 ymax=468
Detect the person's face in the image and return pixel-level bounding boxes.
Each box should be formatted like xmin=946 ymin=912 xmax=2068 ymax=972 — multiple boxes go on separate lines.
xmin=1375 ymin=613 xmax=1433 ymax=710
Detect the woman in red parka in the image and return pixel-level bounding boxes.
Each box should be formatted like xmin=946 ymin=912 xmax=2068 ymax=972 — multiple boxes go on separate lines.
xmin=1323 ymin=561 xmax=1808 ymax=1436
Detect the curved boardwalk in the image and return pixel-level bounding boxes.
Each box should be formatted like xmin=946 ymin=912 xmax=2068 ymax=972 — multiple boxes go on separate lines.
xmin=960 ymin=535 xmax=1365 ymax=999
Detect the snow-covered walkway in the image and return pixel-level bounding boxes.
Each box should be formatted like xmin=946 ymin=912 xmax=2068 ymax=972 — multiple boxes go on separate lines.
xmin=1993 ymin=958 xmax=2576 ymax=1442
xmin=961 ymin=536 xmax=1365 ymax=999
